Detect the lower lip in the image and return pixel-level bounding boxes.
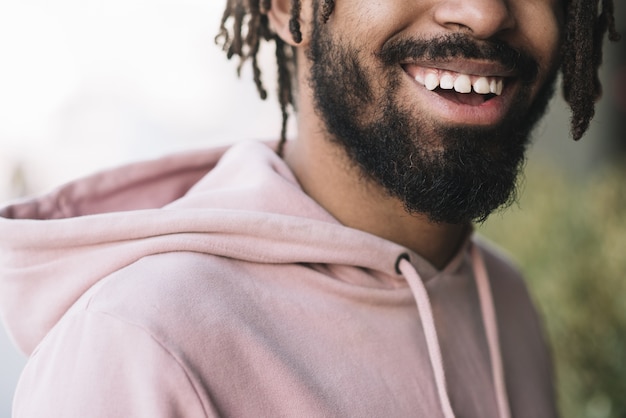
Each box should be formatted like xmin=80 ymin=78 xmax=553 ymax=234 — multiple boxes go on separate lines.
xmin=403 ymin=71 xmax=515 ymax=126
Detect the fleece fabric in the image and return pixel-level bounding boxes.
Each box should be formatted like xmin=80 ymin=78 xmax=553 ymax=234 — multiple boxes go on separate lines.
xmin=0 ymin=141 xmax=556 ymax=417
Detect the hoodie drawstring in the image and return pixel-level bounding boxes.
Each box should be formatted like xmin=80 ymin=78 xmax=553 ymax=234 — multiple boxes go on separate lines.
xmin=398 ymin=255 xmax=456 ymax=418
xmin=471 ymin=244 xmax=511 ymax=418
xmin=397 ymin=243 xmax=511 ymax=418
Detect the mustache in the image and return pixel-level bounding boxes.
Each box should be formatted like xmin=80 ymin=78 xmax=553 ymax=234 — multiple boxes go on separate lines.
xmin=378 ymin=34 xmax=539 ymax=84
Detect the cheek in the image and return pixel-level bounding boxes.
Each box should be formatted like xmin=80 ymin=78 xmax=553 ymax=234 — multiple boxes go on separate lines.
xmin=330 ymin=0 xmax=430 ymax=51
xmin=514 ymin=1 xmax=563 ymax=70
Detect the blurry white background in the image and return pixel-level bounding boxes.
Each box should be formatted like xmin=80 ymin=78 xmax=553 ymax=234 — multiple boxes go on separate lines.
xmin=0 ymin=0 xmax=286 ymax=202
xmin=0 ymin=0 xmax=622 ymax=416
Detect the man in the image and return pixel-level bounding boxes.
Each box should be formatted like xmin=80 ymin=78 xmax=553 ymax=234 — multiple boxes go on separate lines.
xmin=0 ymin=0 xmax=619 ymax=417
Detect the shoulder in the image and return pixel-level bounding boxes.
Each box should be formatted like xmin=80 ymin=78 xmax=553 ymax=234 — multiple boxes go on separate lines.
xmin=78 ymin=250 xmax=275 ymax=369
xmin=85 ymin=251 xmax=255 ymax=336
xmin=15 ymin=252 xmax=245 ymax=416
xmin=473 ymin=235 xmax=557 ymax=415
xmin=17 ymin=282 xmax=214 ymax=417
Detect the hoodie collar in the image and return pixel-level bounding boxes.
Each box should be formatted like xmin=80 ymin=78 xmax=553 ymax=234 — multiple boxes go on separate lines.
xmin=0 ymin=141 xmax=474 ymax=355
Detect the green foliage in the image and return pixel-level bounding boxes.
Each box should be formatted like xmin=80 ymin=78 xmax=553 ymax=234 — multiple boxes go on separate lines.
xmin=480 ymin=161 xmax=626 ymax=418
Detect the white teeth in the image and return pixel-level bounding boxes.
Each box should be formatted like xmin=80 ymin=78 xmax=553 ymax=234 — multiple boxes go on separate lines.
xmin=454 ymin=74 xmax=472 ymax=93
xmin=415 ymin=69 xmax=505 ymax=95
xmin=495 ymin=79 xmax=504 ymax=95
xmin=425 ymin=72 xmax=439 ymax=91
xmin=473 ymin=77 xmax=491 ymax=94
xmin=489 ymin=79 xmax=504 ymax=95
xmin=490 ymin=79 xmax=498 ymax=94
xmin=440 ymin=73 xmax=455 ymax=90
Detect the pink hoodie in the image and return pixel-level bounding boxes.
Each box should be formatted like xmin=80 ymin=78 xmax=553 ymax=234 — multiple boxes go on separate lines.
xmin=0 ymin=141 xmax=556 ymax=417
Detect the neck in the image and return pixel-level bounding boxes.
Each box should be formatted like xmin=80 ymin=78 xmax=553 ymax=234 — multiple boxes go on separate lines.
xmin=284 ymin=127 xmax=469 ymax=270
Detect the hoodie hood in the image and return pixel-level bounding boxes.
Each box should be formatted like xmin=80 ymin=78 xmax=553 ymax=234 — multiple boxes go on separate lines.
xmin=1 ymin=141 xmax=459 ymax=356
xmin=0 ymin=140 xmax=528 ymax=418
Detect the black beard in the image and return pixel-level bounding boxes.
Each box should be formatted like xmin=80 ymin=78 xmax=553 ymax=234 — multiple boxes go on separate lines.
xmin=307 ymin=21 xmax=557 ymax=224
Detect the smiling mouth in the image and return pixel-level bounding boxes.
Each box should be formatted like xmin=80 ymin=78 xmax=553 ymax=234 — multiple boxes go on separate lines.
xmin=403 ymin=65 xmax=510 ymax=106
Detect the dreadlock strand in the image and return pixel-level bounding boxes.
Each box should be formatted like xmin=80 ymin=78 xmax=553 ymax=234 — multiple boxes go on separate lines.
xmin=591 ymin=0 xmax=608 ymax=101
xmin=258 ymin=12 xmax=273 ymax=41
xmin=230 ymin=3 xmax=246 ymax=62
xmin=261 ymin=0 xmax=271 ymax=13
xmin=321 ymin=0 xmax=335 ymax=24
xmin=560 ymin=0 xmax=622 ymax=140
xmin=216 ymin=1 xmax=240 ymax=57
xmin=217 ymin=0 xmax=300 ymax=155
xmin=247 ymin=0 xmax=260 ymax=22
xmin=252 ymin=55 xmax=269 ymax=100
xmin=216 ymin=3 xmax=233 ymax=47
xmin=601 ymin=0 xmax=621 ymax=42
xmin=563 ymin=0 xmax=600 ymax=140
xmin=289 ymin=0 xmax=303 ymax=44
xmin=244 ymin=2 xmax=268 ymax=99
xmin=274 ymin=35 xmax=295 ymax=156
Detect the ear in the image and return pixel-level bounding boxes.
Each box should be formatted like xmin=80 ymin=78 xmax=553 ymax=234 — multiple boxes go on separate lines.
xmin=266 ymin=0 xmax=310 ymax=47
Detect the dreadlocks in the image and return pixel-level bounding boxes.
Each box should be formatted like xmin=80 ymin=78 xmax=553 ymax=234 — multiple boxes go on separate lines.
xmin=562 ymin=0 xmax=621 ymax=140
xmin=216 ymin=0 xmax=619 ymax=154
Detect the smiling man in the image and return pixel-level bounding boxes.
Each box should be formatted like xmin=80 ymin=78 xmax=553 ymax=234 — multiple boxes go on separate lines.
xmin=0 ymin=0 xmax=619 ymax=417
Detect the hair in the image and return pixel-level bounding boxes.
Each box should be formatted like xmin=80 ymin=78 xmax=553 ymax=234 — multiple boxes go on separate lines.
xmin=215 ymin=0 xmax=620 ymax=154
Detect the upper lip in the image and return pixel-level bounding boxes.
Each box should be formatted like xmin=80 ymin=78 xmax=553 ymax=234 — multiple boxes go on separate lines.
xmin=401 ymin=59 xmax=518 ymax=78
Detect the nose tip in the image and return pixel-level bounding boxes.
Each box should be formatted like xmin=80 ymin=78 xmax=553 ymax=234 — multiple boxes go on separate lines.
xmin=433 ymin=0 xmax=515 ymax=39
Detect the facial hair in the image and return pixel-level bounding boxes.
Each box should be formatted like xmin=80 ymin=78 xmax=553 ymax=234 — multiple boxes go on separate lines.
xmin=307 ymin=20 xmax=558 ymax=224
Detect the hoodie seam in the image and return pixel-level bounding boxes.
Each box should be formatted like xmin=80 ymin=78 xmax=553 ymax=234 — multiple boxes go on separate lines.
xmin=82 ymin=308 xmax=213 ymax=417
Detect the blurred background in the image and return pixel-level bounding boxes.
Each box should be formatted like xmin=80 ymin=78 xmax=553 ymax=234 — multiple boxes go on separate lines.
xmin=0 ymin=1 xmax=624 ymax=417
